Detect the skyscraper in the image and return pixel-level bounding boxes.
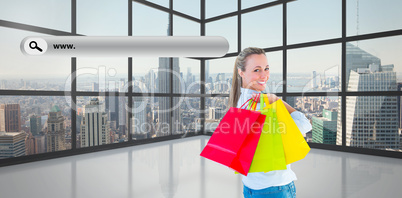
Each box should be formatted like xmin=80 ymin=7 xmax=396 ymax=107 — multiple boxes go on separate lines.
xmin=80 ymin=98 xmax=110 ymax=147
xmin=286 ymin=97 xmax=296 ymax=108
xmin=345 ymin=43 xmax=381 ymax=90
xmin=132 ymin=98 xmax=147 ymax=139
xmin=30 ymin=115 xmax=41 ymax=136
xmin=337 ymin=44 xmax=399 ymax=149
xmin=0 ymin=104 xmax=21 ymax=132
xmin=91 ymin=82 xmax=99 ymax=92
xmin=205 ymin=60 xmax=210 ymax=84
xmin=312 ymin=109 xmax=338 ymax=144
xmin=398 ymin=83 xmax=402 ymax=129
xmin=46 ymin=106 xmax=66 ymax=152
xmin=25 ymin=133 xmax=36 ymax=155
xmin=0 ymin=131 xmax=26 ymax=159
xmin=215 ymin=73 xmax=226 ymax=92
xmin=119 ymin=96 xmax=126 ymax=137
xmin=145 ymin=68 xmax=158 ymax=92
xmin=0 ymin=108 xmax=5 ymax=132
xmin=158 ymin=57 xmax=181 ymax=136
xmin=186 ymin=67 xmax=193 ymax=86
xmin=312 ymin=71 xmax=318 ymax=89
xmin=132 ymin=84 xmax=148 ymax=139
xmin=105 ymin=93 xmax=119 ymax=128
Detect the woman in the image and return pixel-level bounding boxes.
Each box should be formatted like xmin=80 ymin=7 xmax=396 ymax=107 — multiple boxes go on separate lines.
xmin=229 ymin=47 xmax=312 ymax=198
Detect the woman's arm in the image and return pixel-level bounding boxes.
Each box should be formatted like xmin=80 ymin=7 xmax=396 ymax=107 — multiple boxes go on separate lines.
xmin=282 ymin=100 xmax=296 ymax=114
xmin=265 ymin=93 xmax=296 ymax=114
xmin=251 ymin=93 xmax=312 ymax=133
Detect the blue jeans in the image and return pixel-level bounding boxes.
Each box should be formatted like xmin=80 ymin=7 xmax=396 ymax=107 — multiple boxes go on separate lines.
xmin=243 ymin=181 xmax=296 ymax=198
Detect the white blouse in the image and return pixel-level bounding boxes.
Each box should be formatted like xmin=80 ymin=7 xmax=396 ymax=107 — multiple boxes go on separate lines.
xmin=237 ymin=88 xmax=312 ymax=190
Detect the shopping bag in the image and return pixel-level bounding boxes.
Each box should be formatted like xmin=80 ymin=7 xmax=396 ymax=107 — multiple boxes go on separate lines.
xmin=247 ymin=94 xmax=287 ymax=173
xmin=269 ymin=96 xmax=311 ymax=164
xmin=200 ymin=95 xmax=266 ymax=176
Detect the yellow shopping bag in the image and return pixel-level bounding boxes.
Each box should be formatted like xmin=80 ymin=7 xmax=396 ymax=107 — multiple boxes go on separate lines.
xmin=247 ymin=94 xmax=287 ymax=173
xmin=268 ymin=95 xmax=311 ymax=165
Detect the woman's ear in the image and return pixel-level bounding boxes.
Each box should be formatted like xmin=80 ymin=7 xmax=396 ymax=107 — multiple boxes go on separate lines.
xmin=238 ymin=68 xmax=244 ymax=78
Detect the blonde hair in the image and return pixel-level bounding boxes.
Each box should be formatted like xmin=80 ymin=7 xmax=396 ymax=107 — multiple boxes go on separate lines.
xmin=228 ymin=47 xmax=266 ymax=108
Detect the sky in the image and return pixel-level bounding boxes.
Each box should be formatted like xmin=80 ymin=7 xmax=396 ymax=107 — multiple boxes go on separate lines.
xmin=0 ymin=0 xmax=401 ymax=80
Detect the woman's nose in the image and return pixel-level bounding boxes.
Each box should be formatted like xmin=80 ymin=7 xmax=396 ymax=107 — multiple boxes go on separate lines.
xmin=261 ymin=71 xmax=269 ymax=78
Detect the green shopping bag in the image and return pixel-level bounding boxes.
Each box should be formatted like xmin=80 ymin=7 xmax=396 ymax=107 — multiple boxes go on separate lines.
xmin=247 ymin=94 xmax=287 ymax=173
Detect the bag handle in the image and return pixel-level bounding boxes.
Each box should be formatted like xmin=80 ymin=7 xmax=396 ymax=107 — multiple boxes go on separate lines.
xmin=239 ymin=98 xmax=253 ymax=109
xmin=240 ymin=95 xmax=259 ymax=110
xmin=260 ymin=94 xmax=271 ymax=110
xmin=247 ymin=93 xmax=260 ymax=111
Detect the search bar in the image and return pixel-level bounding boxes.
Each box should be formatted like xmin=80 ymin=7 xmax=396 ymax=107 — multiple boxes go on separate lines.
xmin=20 ymin=36 xmax=229 ymax=57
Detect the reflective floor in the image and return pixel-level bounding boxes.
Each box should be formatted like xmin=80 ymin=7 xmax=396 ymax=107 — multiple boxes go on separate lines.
xmin=0 ymin=136 xmax=401 ymax=198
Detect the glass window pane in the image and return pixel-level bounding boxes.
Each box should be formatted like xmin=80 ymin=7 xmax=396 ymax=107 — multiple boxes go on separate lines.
xmin=145 ymin=0 xmax=169 ymax=8
xmin=288 ymin=96 xmax=341 ymax=146
xmin=206 ymin=0 xmax=237 ymax=19
xmin=76 ymin=58 xmax=128 ymax=92
xmin=173 ymin=0 xmax=200 ymax=18
xmin=0 ymin=0 xmax=70 ymax=32
xmin=206 ymin=57 xmax=236 ymax=94
xmin=206 ymin=16 xmax=237 ymax=54
xmin=175 ymin=58 xmax=200 ymax=94
xmin=288 ymin=0 xmax=341 ymax=44
xmin=265 ymin=51 xmax=283 ymax=94
xmin=133 ymin=57 xmax=170 ymax=93
xmin=76 ymin=96 xmax=128 ymax=148
xmin=133 ymin=2 xmax=169 ymax=36
xmin=204 ymin=97 xmax=229 ymax=132
xmin=174 ymin=97 xmax=200 ymax=135
xmin=242 ymin=6 xmax=282 ymax=49
xmin=77 ymin=0 xmax=127 ymax=36
xmin=0 ymin=96 xmax=71 ymax=159
xmin=132 ymin=97 xmax=170 ymax=139
xmin=347 ymin=0 xmax=402 ymax=36
xmin=173 ymin=15 xmax=200 ymax=36
xmin=242 ymin=0 xmax=275 ymax=10
xmin=287 ymin=44 xmax=341 ymax=93
xmin=0 ymin=27 xmax=71 ymax=91
xmin=346 ymin=36 xmax=402 ymax=92
xmin=346 ymin=96 xmax=400 ymax=151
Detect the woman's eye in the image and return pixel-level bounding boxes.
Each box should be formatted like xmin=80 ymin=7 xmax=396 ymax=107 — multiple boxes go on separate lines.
xmin=265 ymin=68 xmax=269 ymax=71
xmin=254 ymin=69 xmax=259 ymax=72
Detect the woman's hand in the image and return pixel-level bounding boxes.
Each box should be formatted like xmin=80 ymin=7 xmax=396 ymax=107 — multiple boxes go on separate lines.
xmin=251 ymin=93 xmax=279 ymax=104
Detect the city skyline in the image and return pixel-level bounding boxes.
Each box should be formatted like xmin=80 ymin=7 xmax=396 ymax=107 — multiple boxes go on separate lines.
xmin=1 ymin=1 xmax=402 ymax=160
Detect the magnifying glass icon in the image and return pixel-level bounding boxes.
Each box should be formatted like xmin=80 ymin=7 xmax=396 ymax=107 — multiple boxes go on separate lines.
xmin=29 ymin=41 xmax=43 ymax=52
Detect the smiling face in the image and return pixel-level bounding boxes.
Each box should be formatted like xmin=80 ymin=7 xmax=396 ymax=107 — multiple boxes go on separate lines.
xmin=238 ymin=54 xmax=269 ymax=92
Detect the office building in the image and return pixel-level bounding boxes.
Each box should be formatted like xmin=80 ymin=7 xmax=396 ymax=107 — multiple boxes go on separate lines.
xmin=0 ymin=108 xmax=4 ymax=132
xmin=132 ymin=84 xmax=148 ymax=140
xmin=91 ymin=82 xmax=99 ymax=92
xmin=0 ymin=131 xmax=26 ymax=159
xmin=398 ymin=83 xmax=402 ymax=128
xmin=30 ymin=115 xmax=41 ymax=136
xmin=312 ymin=71 xmax=318 ymax=89
xmin=46 ymin=106 xmax=65 ymax=152
xmin=0 ymin=104 xmax=21 ymax=132
xmin=158 ymin=57 xmax=181 ymax=136
xmin=312 ymin=109 xmax=338 ymax=144
xmin=337 ymin=45 xmax=399 ymax=149
xmin=105 ymin=94 xmax=119 ymax=128
xmin=345 ymin=43 xmax=381 ymax=90
xmin=80 ymin=98 xmax=110 ymax=147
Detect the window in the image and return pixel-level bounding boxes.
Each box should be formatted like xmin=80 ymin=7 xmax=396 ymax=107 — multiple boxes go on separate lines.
xmin=1 ymin=0 xmax=401 ymax=165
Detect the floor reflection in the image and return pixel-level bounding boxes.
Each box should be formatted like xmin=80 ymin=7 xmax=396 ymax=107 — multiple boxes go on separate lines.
xmin=0 ymin=136 xmax=401 ymax=198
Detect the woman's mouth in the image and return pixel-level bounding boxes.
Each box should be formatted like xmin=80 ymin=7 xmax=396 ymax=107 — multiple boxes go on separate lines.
xmin=257 ymin=81 xmax=266 ymax=85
